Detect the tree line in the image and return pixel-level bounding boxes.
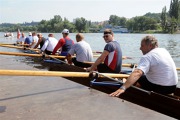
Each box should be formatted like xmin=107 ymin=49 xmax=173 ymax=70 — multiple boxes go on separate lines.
xmin=0 ymin=0 xmax=179 ymax=34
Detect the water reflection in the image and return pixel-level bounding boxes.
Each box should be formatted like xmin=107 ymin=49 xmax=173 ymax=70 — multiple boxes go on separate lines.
xmin=166 ymin=39 xmax=178 ymax=56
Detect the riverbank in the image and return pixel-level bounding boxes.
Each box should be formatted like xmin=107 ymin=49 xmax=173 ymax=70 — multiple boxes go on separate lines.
xmin=0 ymin=54 xmax=175 ymax=119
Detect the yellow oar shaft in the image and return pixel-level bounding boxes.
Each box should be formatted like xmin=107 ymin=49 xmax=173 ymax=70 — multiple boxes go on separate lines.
xmin=0 ymin=69 xmax=130 ymax=78
xmin=0 ymin=51 xmax=101 ymax=58
xmin=0 ymin=44 xmax=39 ymax=51
xmin=0 ymin=44 xmax=25 ymax=49
xmin=83 ymin=61 xmax=135 ymax=68
xmin=0 ymin=51 xmax=66 ymax=59
xmin=0 ymin=43 xmax=29 ymax=46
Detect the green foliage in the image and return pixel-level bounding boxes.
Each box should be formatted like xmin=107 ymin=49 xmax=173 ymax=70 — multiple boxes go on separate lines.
xmin=109 ymin=15 xmax=127 ymax=27
xmin=160 ymin=0 xmax=180 ymax=34
xmin=169 ymin=0 xmax=179 ymax=19
xmin=161 ymin=6 xmax=168 ymax=32
xmin=36 ymin=16 xmax=75 ymax=33
xmin=74 ymin=17 xmax=89 ymax=33
xmin=144 ymin=12 xmax=162 ymax=22
xmin=126 ymin=16 xmax=158 ymax=32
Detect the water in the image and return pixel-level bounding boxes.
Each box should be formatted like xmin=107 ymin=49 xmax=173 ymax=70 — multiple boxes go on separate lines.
xmin=0 ymin=32 xmax=180 ymax=86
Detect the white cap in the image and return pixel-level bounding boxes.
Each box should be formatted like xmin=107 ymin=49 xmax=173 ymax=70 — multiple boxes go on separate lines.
xmin=62 ymin=29 xmax=69 ymax=34
xmin=29 ymin=32 xmax=32 ymax=36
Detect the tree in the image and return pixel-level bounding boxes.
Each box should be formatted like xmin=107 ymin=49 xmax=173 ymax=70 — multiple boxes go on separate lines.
xmin=74 ymin=17 xmax=89 ymax=32
xmin=169 ymin=0 xmax=179 ymax=20
xmin=126 ymin=16 xmax=158 ymax=32
xmin=109 ymin=15 xmax=127 ymax=27
xmin=161 ymin=6 xmax=168 ymax=32
xmin=169 ymin=0 xmax=179 ymax=33
xmin=63 ymin=18 xmax=75 ymax=33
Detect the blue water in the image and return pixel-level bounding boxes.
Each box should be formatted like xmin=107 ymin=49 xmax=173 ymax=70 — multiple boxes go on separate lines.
xmin=0 ymin=32 xmax=180 ymax=86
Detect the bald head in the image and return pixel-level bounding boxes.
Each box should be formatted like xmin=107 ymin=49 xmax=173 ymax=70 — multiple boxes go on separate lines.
xmin=76 ymin=33 xmax=84 ymax=42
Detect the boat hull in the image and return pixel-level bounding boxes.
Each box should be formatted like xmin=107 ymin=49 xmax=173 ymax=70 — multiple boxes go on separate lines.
xmin=28 ymin=57 xmax=180 ymax=119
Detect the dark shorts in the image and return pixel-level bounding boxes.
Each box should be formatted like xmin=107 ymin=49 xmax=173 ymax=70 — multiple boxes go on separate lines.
xmin=45 ymin=50 xmax=52 ymax=55
xmin=72 ymin=58 xmax=91 ymax=68
xmin=137 ymin=75 xmax=177 ymax=94
xmin=97 ymin=63 xmax=119 ymax=73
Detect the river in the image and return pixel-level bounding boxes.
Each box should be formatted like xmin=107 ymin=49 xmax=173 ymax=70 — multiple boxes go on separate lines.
xmin=0 ymin=32 xmax=179 ymax=86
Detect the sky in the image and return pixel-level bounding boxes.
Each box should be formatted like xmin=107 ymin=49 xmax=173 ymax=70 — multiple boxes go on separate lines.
xmin=0 ymin=0 xmax=171 ymax=24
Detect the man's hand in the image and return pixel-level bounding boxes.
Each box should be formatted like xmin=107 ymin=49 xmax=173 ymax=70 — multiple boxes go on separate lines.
xmin=109 ymin=89 xmax=125 ymax=97
xmin=84 ymin=67 xmax=91 ymax=72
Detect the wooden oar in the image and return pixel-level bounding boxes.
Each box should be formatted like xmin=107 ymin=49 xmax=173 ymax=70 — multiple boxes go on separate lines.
xmin=0 ymin=44 xmax=36 ymax=50
xmin=0 ymin=43 xmax=29 ymax=46
xmin=0 ymin=44 xmax=39 ymax=52
xmin=0 ymin=69 xmax=130 ymax=78
xmin=92 ymin=55 xmax=129 ymax=59
xmin=16 ymin=44 xmax=30 ymax=46
xmin=0 ymin=51 xmax=66 ymax=59
xmin=0 ymin=43 xmax=16 ymax=46
xmin=0 ymin=51 xmax=101 ymax=59
xmin=0 ymin=44 xmax=26 ymax=49
xmin=177 ymin=68 xmax=180 ymax=71
xmin=93 ymin=51 xmax=102 ymax=54
xmin=92 ymin=51 xmax=132 ymax=59
xmin=83 ymin=61 xmax=136 ymax=68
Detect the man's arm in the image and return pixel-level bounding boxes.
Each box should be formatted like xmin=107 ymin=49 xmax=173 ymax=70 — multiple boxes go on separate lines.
xmin=87 ymin=50 xmax=109 ymax=72
xmin=34 ymin=39 xmax=42 ymax=49
xmin=110 ymin=69 xmax=143 ymax=97
xmin=66 ymin=53 xmax=73 ymax=64
xmin=52 ymin=39 xmax=64 ymax=55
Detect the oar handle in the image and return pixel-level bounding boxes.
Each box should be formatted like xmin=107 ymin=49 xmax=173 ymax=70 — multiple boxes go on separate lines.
xmin=83 ymin=61 xmax=136 ymax=68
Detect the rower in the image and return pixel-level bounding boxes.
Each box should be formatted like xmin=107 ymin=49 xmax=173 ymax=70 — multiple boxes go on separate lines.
xmin=52 ymin=29 xmax=74 ymax=57
xmin=86 ymin=29 xmax=123 ymax=73
xmin=40 ymin=33 xmax=58 ymax=55
xmin=110 ymin=35 xmax=178 ymax=96
xmin=66 ymin=33 xmax=93 ymax=68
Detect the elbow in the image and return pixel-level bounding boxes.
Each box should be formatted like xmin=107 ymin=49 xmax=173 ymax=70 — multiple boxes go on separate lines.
xmin=133 ymin=69 xmax=143 ymax=78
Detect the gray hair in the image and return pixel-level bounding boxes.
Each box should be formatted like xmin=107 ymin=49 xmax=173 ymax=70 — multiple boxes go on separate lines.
xmin=142 ymin=35 xmax=158 ymax=48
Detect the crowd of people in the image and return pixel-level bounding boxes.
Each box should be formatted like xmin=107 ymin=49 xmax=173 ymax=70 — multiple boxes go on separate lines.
xmin=16 ymin=28 xmax=178 ymax=96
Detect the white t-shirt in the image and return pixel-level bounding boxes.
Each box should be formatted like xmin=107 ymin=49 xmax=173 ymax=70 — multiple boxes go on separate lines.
xmin=41 ymin=37 xmax=58 ymax=52
xmin=68 ymin=40 xmax=93 ymax=62
xmin=31 ymin=36 xmax=39 ymax=48
xmin=17 ymin=36 xmax=26 ymax=43
xmin=137 ymin=48 xmax=178 ymax=86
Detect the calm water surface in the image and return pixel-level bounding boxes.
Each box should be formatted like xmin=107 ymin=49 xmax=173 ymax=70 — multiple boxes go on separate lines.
xmin=0 ymin=32 xmax=179 ymax=86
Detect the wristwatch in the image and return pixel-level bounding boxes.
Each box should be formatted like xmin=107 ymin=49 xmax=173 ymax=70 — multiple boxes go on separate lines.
xmin=119 ymin=85 xmax=126 ymax=91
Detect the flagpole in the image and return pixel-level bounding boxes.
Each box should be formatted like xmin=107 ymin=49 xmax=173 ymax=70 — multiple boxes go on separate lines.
xmin=17 ymin=29 xmax=21 ymax=39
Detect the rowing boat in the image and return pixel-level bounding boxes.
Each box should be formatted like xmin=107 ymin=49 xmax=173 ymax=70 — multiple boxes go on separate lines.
xmin=37 ymin=59 xmax=180 ymax=119
xmin=0 ymin=46 xmax=180 ymax=119
xmin=22 ymin=55 xmax=179 ymax=119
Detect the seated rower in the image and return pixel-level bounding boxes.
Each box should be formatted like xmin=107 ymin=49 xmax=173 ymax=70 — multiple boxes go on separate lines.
xmin=34 ymin=33 xmax=46 ymax=49
xmin=29 ymin=32 xmax=39 ymax=48
xmin=40 ymin=33 xmax=58 ymax=55
xmin=110 ymin=35 xmax=178 ymax=96
xmin=16 ymin=32 xmax=26 ymax=44
xmin=66 ymin=33 xmax=93 ymax=68
xmin=52 ymin=29 xmax=74 ymax=56
xmin=86 ymin=29 xmax=122 ymax=73
xmin=24 ymin=32 xmax=33 ymax=47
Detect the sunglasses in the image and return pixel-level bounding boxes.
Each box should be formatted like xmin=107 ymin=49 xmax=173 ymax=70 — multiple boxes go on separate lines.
xmin=103 ymin=35 xmax=109 ymax=38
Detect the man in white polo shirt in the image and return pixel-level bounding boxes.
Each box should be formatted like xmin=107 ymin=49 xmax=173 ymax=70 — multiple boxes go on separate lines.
xmin=110 ymin=35 xmax=178 ymax=96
